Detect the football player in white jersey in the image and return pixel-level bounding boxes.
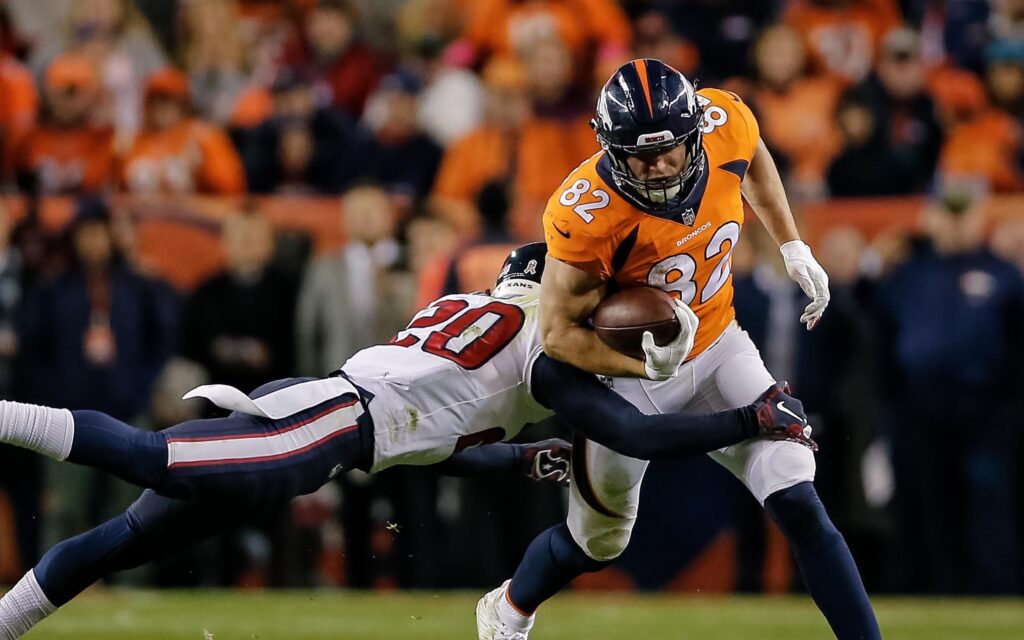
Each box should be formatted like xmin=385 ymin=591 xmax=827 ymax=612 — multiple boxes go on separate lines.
xmin=0 ymin=243 xmax=811 ymax=637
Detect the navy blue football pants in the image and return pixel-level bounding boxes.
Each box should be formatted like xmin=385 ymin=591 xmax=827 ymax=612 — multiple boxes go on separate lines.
xmin=34 ymin=378 xmax=372 ymax=606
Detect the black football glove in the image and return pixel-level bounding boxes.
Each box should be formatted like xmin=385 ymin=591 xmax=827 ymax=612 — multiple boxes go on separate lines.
xmin=751 ymin=382 xmax=819 ymax=452
xmin=521 ymin=438 xmax=572 ymax=486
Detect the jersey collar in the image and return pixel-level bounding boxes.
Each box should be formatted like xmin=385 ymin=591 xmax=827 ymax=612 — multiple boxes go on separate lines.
xmin=596 ymin=152 xmax=709 ymax=226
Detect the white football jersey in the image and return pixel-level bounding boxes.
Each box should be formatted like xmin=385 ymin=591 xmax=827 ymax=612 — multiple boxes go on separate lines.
xmin=340 ymin=292 xmax=552 ymax=472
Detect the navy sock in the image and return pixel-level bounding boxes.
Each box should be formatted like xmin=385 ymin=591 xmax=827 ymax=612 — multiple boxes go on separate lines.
xmin=67 ymin=410 xmax=168 ymax=488
xmin=507 ymin=524 xmax=609 ymax=614
xmin=764 ymin=482 xmax=881 ymax=640
xmin=34 ymin=512 xmax=150 ymax=606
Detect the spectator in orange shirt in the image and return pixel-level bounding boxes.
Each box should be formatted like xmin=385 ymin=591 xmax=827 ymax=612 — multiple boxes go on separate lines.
xmin=0 ymin=37 xmax=37 ymax=186
xmin=430 ymin=57 xmax=532 ymax=234
xmin=121 ymin=68 xmax=246 ymax=195
xmin=748 ymin=24 xmax=843 ymax=198
xmin=34 ymin=0 xmax=169 ymax=147
xmin=785 ymin=0 xmax=902 ymax=85
xmin=461 ymin=0 xmax=631 ymax=66
xmin=939 ymin=40 xmax=1024 ymax=192
xmin=512 ymin=35 xmax=597 ymax=239
xmin=16 ymin=55 xmax=116 ymax=195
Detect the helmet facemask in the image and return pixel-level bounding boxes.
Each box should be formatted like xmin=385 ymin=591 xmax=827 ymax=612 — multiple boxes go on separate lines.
xmin=596 ymin=121 xmax=706 ymax=214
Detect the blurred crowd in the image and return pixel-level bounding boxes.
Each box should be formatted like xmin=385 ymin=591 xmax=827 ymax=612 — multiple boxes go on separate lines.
xmin=0 ymin=0 xmax=1023 ymax=595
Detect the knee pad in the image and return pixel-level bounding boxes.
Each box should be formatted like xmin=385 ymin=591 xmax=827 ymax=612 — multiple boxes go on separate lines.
xmin=567 ymin=505 xmax=636 ymax=562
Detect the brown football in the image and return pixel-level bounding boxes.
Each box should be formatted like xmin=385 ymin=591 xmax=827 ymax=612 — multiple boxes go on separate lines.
xmin=592 ymin=287 xmax=680 ymax=360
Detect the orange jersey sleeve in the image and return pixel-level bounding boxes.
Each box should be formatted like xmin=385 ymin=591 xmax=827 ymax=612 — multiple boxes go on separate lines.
xmin=542 ymin=154 xmax=629 ymax=280
xmin=697 ymin=88 xmax=759 ymax=162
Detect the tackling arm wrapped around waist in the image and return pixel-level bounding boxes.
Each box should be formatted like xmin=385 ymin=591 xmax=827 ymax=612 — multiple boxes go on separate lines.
xmin=529 ymin=354 xmax=758 ymax=458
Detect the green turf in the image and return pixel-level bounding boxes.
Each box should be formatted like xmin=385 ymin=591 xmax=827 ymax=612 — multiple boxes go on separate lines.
xmin=23 ymin=590 xmax=1024 ymax=639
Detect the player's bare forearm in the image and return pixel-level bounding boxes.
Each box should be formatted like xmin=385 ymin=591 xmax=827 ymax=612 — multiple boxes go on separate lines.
xmin=741 ymin=138 xmax=801 ymax=246
xmin=540 ymin=258 xmax=648 ymax=378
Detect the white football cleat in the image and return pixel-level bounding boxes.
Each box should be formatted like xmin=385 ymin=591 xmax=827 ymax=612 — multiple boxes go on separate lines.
xmin=476 ymin=579 xmax=535 ymax=640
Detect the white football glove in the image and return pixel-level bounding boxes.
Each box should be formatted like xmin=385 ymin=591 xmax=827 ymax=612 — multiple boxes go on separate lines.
xmin=642 ymin=299 xmax=699 ymax=381
xmin=780 ymin=240 xmax=830 ymax=330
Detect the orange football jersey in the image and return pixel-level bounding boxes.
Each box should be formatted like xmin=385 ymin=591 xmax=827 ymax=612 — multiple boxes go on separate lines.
xmin=543 ymin=88 xmax=759 ymax=360
xmin=18 ymin=125 xmax=116 ymax=194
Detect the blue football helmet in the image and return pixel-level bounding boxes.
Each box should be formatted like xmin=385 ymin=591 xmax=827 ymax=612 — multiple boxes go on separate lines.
xmin=592 ymin=58 xmax=705 ymax=212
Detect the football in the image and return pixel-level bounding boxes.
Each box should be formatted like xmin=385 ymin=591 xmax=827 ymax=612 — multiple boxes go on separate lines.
xmin=592 ymin=287 xmax=681 ymax=360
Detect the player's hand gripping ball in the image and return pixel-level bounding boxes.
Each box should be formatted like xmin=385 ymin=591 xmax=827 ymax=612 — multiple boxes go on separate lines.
xmin=592 ymin=287 xmax=699 ymax=380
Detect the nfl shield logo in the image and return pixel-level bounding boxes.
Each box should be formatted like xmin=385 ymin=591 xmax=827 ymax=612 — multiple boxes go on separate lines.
xmin=681 ymin=208 xmax=696 ymax=226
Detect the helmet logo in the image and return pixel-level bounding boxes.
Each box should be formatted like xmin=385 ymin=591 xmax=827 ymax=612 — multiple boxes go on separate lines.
xmin=637 ymin=130 xmax=675 ymax=148
xmin=596 ymin=93 xmax=613 ymax=128
xmin=524 ymin=260 xmax=538 ymax=275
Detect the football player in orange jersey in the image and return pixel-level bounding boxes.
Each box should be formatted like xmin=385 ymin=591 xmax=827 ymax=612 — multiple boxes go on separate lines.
xmin=477 ymin=59 xmax=880 ymax=640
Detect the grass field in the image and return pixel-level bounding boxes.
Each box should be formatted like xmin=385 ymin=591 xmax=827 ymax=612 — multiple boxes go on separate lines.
xmin=22 ymin=590 xmax=1024 ymax=639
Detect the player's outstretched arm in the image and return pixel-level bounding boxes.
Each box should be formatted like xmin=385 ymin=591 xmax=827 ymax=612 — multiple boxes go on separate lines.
xmin=531 ymin=355 xmax=751 ymax=458
xmin=742 ymin=138 xmax=830 ymax=329
xmin=530 ymin=355 xmax=817 ymax=458
xmin=539 ymin=257 xmax=650 ymax=378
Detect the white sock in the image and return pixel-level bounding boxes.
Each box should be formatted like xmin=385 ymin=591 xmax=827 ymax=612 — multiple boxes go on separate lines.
xmin=0 ymin=401 xmax=74 ymax=460
xmin=0 ymin=570 xmax=57 ymax=639
xmin=496 ymin=581 xmax=535 ymax=632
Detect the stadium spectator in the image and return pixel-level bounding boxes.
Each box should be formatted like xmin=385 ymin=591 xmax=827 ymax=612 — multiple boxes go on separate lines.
xmin=179 ymin=0 xmax=259 ymax=126
xmin=459 ymin=0 xmax=631 ymax=66
xmin=361 ymin=71 xmax=443 ymax=210
xmin=991 ymin=0 xmax=1024 ymax=42
xmin=415 ymin=54 xmax=486 ymax=149
xmin=407 ymin=212 xmax=459 ymax=310
xmin=827 ymin=92 xmax=916 ymax=196
xmin=236 ymin=66 xmax=376 ymax=194
xmin=942 ymin=0 xmax=993 ymax=72
xmin=511 ymin=35 xmax=598 ymax=238
xmin=632 ymin=10 xmax=699 ymax=78
xmin=439 ymin=180 xmax=517 ymax=297
xmin=435 ymin=34 xmax=597 ymax=239
xmin=748 ymin=24 xmax=843 ymax=198
xmin=939 ymin=43 xmax=1024 ymax=192
xmin=990 ymin=216 xmax=1024 ymax=273
xmin=0 ymin=32 xmax=36 ymax=186
xmin=659 ymin=0 xmax=776 ymax=84
xmin=983 ymin=39 xmax=1024 ymax=123
xmin=32 ymin=0 xmax=168 ymax=146
xmin=0 ymin=201 xmax=42 ymax=576
xmin=430 ymin=57 xmax=531 ymax=234
xmin=181 ymin=209 xmax=297 ymax=395
xmin=842 ymin=29 xmax=943 ymax=194
xmin=295 ymin=184 xmax=407 ymax=376
xmin=784 ymin=0 xmax=902 ymax=85
xmin=878 ymin=190 xmax=1024 ymax=594
xmin=16 ymin=55 xmax=116 ymax=195
xmin=281 ymin=0 xmax=386 ymax=118
xmin=121 ymin=68 xmax=246 ymax=195
xmin=17 ymin=197 xmax=179 ymax=526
